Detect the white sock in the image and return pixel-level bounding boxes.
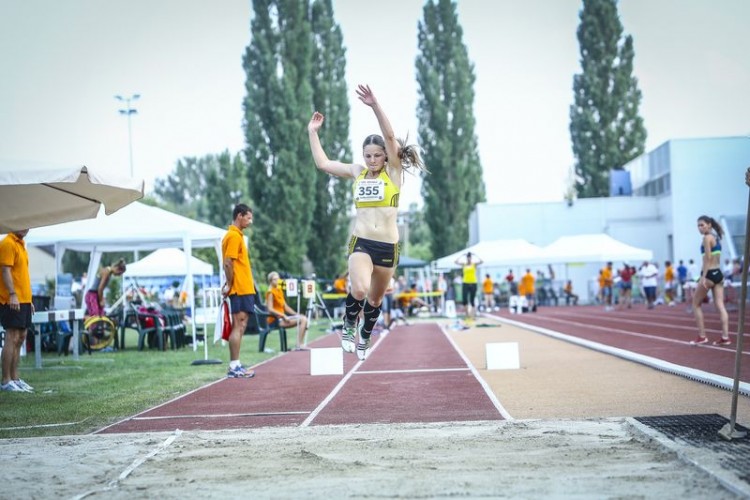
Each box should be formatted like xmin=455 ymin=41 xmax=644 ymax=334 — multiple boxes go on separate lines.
xmin=230 ymin=360 xmax=241 ymax=369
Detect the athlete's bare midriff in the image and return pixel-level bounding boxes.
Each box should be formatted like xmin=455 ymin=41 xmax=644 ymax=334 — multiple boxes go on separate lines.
xmin=352 ymin=206 xmax=399 ymax=243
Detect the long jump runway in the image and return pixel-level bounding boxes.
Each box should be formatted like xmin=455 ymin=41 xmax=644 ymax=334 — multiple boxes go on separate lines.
xmin=97 ymin=323 xmax=504 ymax=434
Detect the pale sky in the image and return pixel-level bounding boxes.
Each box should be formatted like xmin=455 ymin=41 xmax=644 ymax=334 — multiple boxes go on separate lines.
xmin=1 ymin=0 xmax=748 ymax=209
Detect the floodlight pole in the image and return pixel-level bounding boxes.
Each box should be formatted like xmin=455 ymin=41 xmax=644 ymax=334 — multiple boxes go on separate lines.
xmin=115 ymin=94 xmax=140 ymax=177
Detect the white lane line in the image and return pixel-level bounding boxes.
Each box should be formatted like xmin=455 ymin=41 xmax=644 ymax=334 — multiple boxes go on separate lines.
xmin=513 ymin=314 xmax=750 ymax=353
xmin=299 ymin=357 xmax=363 ymax=427
xmin=299 ymin=331 xmax=390 ymax=427
xmin=72 ymin=430 xmax=182 ymax=500
xmin=91 ymin=354 xmax=284 ymax=435
xmin=497 ymin=315 xmax=750 ymax=396
xmin=0 ymin=419 xmax=90 ymax=431
xmin=440 ymin=322 xmax=514 ymax=421
xmin=531 ymin=307 xmax=749 ymax=336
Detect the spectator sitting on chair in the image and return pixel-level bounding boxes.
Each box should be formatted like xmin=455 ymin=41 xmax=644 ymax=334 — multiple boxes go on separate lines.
xmin=266 ymin=272 xmax=308 ymax=350
xmin=381 ymin=276 xmax=395 ymax=331
xmin=400 ymin=283 xmax=428 ymax=316
xmin=332 ymin=272 xmax=348 ymax=295
xmin=563 ymin=280 xmax=578 ymax=306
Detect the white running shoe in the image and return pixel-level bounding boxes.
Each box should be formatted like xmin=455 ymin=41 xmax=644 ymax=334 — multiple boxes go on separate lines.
xmin=356 ymin=336 xmax=371 ymax=361
xmin=341 ymin=323 xmax=356 ymax=353
xmin=14 ymin=379 xmax=33 ymax=392
xmin=1 ymin=381 xmax=25 ymax=392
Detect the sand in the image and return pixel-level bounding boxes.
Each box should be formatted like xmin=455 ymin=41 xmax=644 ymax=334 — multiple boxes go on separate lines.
xmin=2 ymin=418 xmax=745 ymax=499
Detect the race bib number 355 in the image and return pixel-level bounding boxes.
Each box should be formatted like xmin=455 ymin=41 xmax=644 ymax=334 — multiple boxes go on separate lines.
xmin=355 ymin=178 xmax=385 ymax=202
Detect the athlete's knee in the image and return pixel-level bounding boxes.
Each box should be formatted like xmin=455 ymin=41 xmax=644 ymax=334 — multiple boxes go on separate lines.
xmin=367 ymin=296 xmax=383 ymax=308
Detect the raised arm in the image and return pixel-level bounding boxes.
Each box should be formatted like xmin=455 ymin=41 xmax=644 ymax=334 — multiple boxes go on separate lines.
xmin=307 ymin=111 xmax=359 ymax=178
xmin=356 ymin=85 xmax=402 ymax=171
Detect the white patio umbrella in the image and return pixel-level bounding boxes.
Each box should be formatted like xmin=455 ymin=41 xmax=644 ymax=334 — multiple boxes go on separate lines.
xmin=0 ymin=164 xmax=144 ymax=232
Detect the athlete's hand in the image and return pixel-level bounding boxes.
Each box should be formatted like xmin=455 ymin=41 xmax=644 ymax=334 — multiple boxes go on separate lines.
xmin=308 ymin=112 xmax=325 ymax=133
xmin=356 ymin=84 xmax=377 ymax=107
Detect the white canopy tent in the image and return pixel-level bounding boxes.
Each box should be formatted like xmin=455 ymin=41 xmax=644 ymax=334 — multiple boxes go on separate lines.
xmin=25 ymin=202 xmax=227 ymax=347
xmin=124 ymin=248 xmax=214 ymax=278
xmin=539 ymin=234 xmax=653 ymax=264
xmin=433 ymin=239 xmax=547 ymax=271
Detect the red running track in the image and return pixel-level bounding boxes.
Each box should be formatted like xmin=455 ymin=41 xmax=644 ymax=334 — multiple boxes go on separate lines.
xmin=97 ymin=323 xmax=504 ymax=434
xmin=490 ymin=303 xmax=750 ymax=382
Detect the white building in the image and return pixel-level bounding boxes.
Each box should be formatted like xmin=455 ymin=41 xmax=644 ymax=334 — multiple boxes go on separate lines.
xmin=466 ymin=136 xmax=750 ymax=302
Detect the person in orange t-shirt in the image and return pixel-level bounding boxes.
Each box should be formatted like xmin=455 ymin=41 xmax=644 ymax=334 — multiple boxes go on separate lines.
xmin=601 ymin=262 xmax=614 ymax=310
xmin=520 ymin=269 xmax=535 ymax=311
xmin=221 ymin=204 xmax=257 ymax=379
xmin=0 ymin=229 xmax=34 ymax=392
xmin=266 ymin=272 xmax=308 ymax=350
xmin=482 ymin=274 xmax=495 ymax=311
xmin=332 ymin=272 xmax=348 ymax=295
xmin=664 ymin=261 xmax=675 ymax=305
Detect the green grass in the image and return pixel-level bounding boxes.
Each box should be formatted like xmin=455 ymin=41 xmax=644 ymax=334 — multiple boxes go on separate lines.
xmin=0 ymin=321 xmax=331 ymax=439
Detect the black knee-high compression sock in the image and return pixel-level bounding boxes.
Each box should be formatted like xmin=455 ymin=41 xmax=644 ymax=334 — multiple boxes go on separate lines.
xmin=344 ymin=294 xmax=365 ymax=327
xmin=361 ymin=301 xmax=382 ymax=339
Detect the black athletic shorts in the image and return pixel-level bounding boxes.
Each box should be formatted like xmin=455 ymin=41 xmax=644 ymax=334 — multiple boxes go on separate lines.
xmin=0 ymin=303 xmax=32 ymax=330
xmin=705 ymin=268 xmax=724 ymax=286
xmin=348 ymin=236 xmax=400 ymax=268
xmin=229 ymin=294 xmax=255 ymax=315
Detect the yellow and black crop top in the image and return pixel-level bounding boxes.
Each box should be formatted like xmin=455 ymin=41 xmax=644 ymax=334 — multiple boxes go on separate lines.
xmin=353 ymin=169 xmax=399 ymax=208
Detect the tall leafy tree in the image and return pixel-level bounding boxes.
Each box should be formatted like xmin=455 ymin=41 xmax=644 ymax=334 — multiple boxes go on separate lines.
xmin=243 ymin=0 xmax=314 ymax=276
xmin=153 ymin=157 xmax=206 ymax=219
xmin=153 ymin=152 xmax=249 ymax=227
xmin=308 ymin=0 xmax=351 ymax=279
xmin=416 ymin=0 xmax=485 ymax=259
xmin=201 ymin=150 xmax=250 ymax=228
xmin=569 ymin=0 xmax=647 ymax=198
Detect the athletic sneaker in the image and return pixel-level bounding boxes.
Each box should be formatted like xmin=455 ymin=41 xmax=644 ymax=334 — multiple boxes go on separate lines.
xmin=713 ymin=338 xmax=732 ymax=346
xmin=1 ymin=381 xmax=25 ymax=392
xmin=689 ymin=337 xmax=709 ymax=345
xmin=13 ymin=379 xmax=33 ymax=392
xmin=226 ymin=365 xmax=255 ymax=378
xmin=341 ymin=322 xmax=356 ymax=353
xmin=356 ymin=336 xmax=371 ymax=361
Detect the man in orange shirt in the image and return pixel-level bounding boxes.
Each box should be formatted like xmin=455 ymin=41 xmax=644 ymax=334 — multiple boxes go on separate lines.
xmin=482 ymin=274 xmax=495 ymax=311
xmin=664 ymin=261 xmax=676 ymax=306
xmin=520 ymin=269 xmax=536 ymax=312
xmin=222 ymin=204 xmax=257 ymax=379
xmin=601 ymin=262 xmax=614 ymax=311
xmin=0 ymin=229 xmax=34 ymax=392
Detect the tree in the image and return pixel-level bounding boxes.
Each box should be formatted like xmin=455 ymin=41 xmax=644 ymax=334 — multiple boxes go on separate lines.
xmin=243 ymin=0 xmax=315 ymax=277
xmin=402 ymin=202 xmax=433 ymax=262
xmin=416 ymin=0 xmax=485 ymax=259
xmin=307 ymin=0 xmax=351 ymax=279
xmin=153 ymin=152 xmax=249 ymax=228
xmin=153 ymin=157 xmax=206 ymax=219
xmin=569 ymin=0 xmax=647 ymax=198
xmin=201 ymin=151 xmax=250 ymax=228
